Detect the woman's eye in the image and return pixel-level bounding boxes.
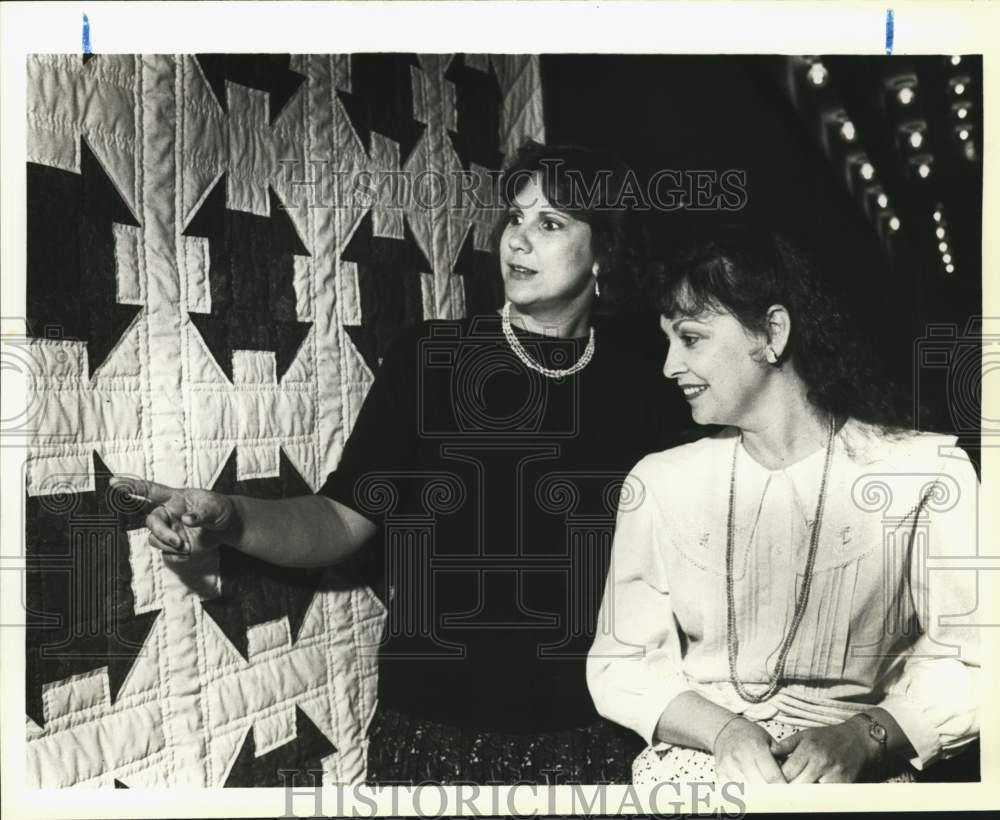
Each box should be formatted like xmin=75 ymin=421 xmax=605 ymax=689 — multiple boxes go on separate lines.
xmin=682 ymin=334 xmax=699 ymax=347
xmin=541 ymin=218 xmax=563 ymax=231
xmin=506 ymin=212 xmax=523 ymax=225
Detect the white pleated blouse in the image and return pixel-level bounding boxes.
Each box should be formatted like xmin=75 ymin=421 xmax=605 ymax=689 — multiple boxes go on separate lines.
xmin=587 ymin=419 xmax=981 ymax=769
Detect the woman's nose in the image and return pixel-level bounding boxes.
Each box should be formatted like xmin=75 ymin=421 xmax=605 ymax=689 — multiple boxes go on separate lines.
xmin=506 ymin=223 xmax=530 ymax=252
xmin=663 ymin=345 xmax=686 ymax=379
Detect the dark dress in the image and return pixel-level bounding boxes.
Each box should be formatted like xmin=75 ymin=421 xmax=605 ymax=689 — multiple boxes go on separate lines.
xmin=319 ymin=313 xmax=690 ymax=783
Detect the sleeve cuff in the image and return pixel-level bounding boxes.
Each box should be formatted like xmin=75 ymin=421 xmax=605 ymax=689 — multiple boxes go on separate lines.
xmin=878 ymin=693 xmax=943 ymax=770
xmin=640 ymin=687 xmax=694 ymax=747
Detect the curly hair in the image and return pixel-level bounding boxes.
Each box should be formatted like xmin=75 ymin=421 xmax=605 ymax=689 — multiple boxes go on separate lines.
xmin=652 ymin=224 xmax=912 ymax=430
xmin=496 ymin=140 xmax=650 ymax=316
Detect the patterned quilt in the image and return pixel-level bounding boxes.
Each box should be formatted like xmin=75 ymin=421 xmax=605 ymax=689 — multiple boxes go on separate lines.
xmin=23 ymin=52 xmax=544 ymax=787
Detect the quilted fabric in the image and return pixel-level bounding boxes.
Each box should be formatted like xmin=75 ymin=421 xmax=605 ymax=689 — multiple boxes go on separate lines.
xmin=24 ymin=52 xmax=544 ymax=787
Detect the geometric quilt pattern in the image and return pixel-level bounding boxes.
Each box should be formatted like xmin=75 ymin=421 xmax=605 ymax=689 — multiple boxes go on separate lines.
xmin=23 ymin=52 xmax=544 ymax=787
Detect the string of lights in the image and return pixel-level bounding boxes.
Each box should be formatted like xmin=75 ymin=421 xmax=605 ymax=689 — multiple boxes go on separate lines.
xmin=933 ymin=204 xmax=955 ymax=274
xmin=783 ymin=56 xmax=902 ymax=242
xmin=777 ymin=54 xmax=980 ymax=278
xmin=947 ymin=56 xmax=977 ymax=163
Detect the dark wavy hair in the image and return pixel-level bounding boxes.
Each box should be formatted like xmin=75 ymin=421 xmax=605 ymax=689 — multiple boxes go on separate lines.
xmin=496 ymin=140 xmax=649 ymax=316
xmin=653 ymin=224 xmax=912 ymax=430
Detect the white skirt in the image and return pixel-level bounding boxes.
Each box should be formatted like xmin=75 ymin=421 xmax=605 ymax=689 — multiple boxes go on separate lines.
xmin=632 ymin=719 xmax=916 ymax=785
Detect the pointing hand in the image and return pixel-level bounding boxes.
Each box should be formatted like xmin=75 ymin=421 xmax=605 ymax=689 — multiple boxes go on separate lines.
xmin=110 ymin=476 xmax=238 ymax=561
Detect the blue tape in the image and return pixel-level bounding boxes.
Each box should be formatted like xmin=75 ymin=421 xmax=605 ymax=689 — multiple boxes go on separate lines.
xmin=82 ymin=13 xmax=91 ymax=56
xmin=885 ymin=9 xmax=894 ymax=55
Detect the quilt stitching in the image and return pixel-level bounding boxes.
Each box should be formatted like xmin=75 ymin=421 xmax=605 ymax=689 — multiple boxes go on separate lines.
xmin=24 ymin=51 xmax=543 ymax=788
xmin=26 ymin=113 xmax=137 ymax=153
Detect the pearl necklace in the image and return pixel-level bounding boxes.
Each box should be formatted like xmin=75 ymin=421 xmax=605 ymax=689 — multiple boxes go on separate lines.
xmin=725 ymin=416 xmax=836 ymax=703
xmin=500 ymin=301 xmax=595 ymax=378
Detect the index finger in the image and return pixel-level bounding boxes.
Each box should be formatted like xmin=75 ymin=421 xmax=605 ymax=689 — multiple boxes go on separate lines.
xmin=109 ymin=476 xmax=178 ymax=507
xmin=753 ymin=746 xmax=788 ymax=784
xmin=770 ymin=733 xmax=801 ymax=757
xmin=780 ymin=749 xmax=809 ymax=782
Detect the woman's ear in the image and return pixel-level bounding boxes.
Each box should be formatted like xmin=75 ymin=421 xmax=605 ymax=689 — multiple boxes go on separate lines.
xmin=765 ymin=304 xmax=791 ymax=361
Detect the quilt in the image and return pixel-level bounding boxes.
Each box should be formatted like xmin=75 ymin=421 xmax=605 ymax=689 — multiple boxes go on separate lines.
xmin=23 ymin=52 xmax=544 ymax=787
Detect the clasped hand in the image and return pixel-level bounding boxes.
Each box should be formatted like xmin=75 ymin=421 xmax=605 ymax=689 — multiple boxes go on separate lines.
xmin=770 ymin=720 xmax=876 ymax=783
xmin=110 ymin=477 xmax=236 ymax=561
xmin=714 ymin=717 xmax=875 ymax=784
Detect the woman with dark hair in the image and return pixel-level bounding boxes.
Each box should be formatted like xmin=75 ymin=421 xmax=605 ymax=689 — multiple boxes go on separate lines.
xmin=588 ymin=225 xmax=980 ymax=784
xmin=495 ymin=140 xmax=649 ymax=319
xmin=113 ymin=141 xmax=688 ymax=784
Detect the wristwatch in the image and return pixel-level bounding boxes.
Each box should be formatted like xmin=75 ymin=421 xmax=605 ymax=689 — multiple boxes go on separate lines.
xmin=855 ymin=713 xmax=888 ymax=763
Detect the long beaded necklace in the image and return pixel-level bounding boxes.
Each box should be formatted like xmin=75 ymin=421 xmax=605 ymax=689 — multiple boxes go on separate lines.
xmin=725 ymin=415 xmax=836 ymax=703
xmin=500 ymin=300 xmax=595 ymax=378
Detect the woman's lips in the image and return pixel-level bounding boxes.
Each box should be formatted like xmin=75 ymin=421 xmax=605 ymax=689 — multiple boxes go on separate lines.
xmin=507 ymin=263 xmax=538 ymax=279
xmin=680 ymin=384 xmax=708 ymax=400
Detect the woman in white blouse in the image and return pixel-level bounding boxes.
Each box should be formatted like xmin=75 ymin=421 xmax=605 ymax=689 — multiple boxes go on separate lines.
xmin=587 ymin=226 xmax=980 ymax=785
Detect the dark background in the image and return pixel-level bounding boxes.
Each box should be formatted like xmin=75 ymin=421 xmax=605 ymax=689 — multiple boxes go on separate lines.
xmin=542 ymin=55 xmax=983 ymax=462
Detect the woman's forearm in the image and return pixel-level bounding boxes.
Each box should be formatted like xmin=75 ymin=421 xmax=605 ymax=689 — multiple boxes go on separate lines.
xmin=654 ymin=690 xmax=742 ymax=752
xmin=227 ymin=494 xmax=376 ymax=568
